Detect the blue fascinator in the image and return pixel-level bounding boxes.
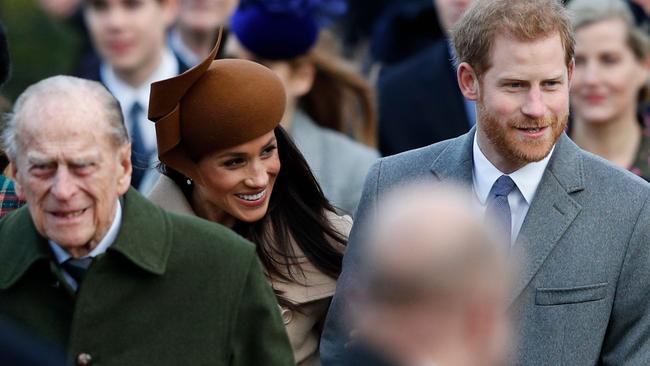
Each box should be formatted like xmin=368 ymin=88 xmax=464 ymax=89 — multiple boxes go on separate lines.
xmin=231 ymin=0 xmax=347 ymax=60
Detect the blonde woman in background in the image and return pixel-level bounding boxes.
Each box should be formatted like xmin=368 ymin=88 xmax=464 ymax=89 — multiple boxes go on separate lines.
xmin=568 ymin=0 xmax=650 ymax=180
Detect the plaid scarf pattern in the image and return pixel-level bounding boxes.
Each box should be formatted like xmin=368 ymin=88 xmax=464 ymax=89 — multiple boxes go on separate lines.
xmin=0 ymin=175 xmax=25 ymax=218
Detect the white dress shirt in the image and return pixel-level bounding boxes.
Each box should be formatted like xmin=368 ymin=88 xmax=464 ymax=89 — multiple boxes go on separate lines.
xmin=100 ymin=47 xmax=179 ymax=194
xmin=100 ymin=47 xmax=179 ymax=155
xmin=49 ymin=200 xmax=123 ymax=290
xmin=472 ymin=134 xmax=554 ymax=245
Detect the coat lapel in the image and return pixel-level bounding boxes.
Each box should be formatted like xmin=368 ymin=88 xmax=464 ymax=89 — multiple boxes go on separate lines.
xmin=509 ymin=134 xmax=584 ymax=305
xmin=429 ymin=128 xmax=475 ymax=184
xmin=428 ymin=131 xmax=585 ymax=305
xmin=109 ymin=188 xmax=173 ymax=276
xmin=0 ymin=207 xmax=51 ymax=290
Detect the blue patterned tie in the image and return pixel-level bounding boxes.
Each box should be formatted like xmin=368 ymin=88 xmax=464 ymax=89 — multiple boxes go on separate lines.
xmin=486 ymin=175 xmax=516 ymax=245
xmin=62 ymin=257 xmax=93 ymax=287
xmin=129 ymin=102 xmax=148 ymax=189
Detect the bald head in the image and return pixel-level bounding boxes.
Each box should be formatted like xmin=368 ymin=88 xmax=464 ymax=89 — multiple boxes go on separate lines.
xmin=355 ymin=183 xmax=512 ymax=366
xmin=362 ymin=184 xmax=509 ymax=304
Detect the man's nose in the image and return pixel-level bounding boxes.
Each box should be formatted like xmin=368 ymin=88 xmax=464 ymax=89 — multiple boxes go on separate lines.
xmin=50 ymin=168 xmax=77 ymax=201
xmin=521 ymin=86 xmax=546 ymax=119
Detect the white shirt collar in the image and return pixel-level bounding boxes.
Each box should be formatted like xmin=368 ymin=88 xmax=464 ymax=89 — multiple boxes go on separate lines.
xmin=49 ymin=199 xmax=123 ymax=263
xmin=100 ymin=46 xmax=179 ymax=118
xmin=472 ymin=133 xmax=554 ymax=205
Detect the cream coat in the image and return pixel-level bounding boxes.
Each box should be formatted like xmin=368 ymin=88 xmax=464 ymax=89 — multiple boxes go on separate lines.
xmin=148 ymin=175 xmax=350 ymax=366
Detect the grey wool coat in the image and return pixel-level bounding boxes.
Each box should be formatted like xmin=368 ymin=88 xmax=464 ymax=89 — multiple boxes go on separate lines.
xmin=321 ymin=129 xmax=650 ymax=365
xmin=0 ymin=188 xmax=295 ymax=366
xmin=290 ymin=111 xmax=380 ymax=216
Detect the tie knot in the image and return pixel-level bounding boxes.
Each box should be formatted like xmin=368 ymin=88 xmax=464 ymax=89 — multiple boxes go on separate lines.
xmin=130 ymin=102 xmax=142 ymax=116
xmin=492 ymin=175 xmax=516 ymax=197
xmin=62 ymin=257 xmax=93 ymax=285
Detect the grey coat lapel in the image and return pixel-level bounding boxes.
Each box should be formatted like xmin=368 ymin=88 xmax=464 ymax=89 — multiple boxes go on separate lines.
xmin=429 ymin=127 xmax=475 ymax=184
xmin=510 ymin=134 xmax=584 ymax=305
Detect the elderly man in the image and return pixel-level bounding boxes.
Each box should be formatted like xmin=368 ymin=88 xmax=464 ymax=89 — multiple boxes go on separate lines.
xmin=0 ymin=76 xmax=294 ymax=365
xmin=322 ymin=0 xmax=650 ymax=365
xmin=354 ymin=184 xmax=511 ymax=366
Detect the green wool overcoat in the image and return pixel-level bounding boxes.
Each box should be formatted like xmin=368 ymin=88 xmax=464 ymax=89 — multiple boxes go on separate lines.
xmin=0 ymin=188 xmax=295 ymax=365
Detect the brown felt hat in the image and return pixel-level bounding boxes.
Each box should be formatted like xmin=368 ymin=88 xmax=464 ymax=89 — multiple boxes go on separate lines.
xmin=148 ymin=29 xmax=286 ymax=184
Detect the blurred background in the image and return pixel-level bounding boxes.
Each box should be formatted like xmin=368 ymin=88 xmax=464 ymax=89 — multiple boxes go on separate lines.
xmin=1 ymin=0 xmax=649 ymax=159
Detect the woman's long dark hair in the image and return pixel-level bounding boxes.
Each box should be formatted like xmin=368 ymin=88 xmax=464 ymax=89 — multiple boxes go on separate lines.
xmin=161 ymin=126 xmax=346 ymax=307
xmin=299 ymin=46 xmax=378 ymax=148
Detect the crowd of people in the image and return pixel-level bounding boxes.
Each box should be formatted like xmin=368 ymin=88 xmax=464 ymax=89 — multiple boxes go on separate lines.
xmin=2 ymin=0 xmax=650 ymax=365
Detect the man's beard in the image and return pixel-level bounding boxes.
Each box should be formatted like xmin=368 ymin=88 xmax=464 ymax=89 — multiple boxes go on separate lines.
xmin=478 ymin=103 xmax=567 ymax=168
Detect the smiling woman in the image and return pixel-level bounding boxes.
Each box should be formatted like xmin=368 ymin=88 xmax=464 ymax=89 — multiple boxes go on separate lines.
xmin=147 ymin=32 xmax=348 ymax=366
xmin=190 ymin=132 xmax=280 ymax=227
xmin=568 ymin=0 xmax=650 ymax=181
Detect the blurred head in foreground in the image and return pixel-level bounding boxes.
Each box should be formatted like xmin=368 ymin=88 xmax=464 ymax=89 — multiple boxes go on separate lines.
xmin=354 ymin=183 xmax=512 ymax=366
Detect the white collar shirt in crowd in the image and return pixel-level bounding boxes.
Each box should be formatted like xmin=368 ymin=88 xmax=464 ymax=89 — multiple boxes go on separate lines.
xmin=49 ymin=199 xmax=123 ymax=290
xmin=471 ymin=133 xmax=553 ymax=246
xmin=100 ymin=47 xmax=179 ymax=154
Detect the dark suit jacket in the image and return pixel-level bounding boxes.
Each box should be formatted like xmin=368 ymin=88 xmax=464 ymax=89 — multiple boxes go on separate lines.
xmin=377 ymin=38 xmax=471 ymax=156
xmin=0 ymin=188 xmax=294 ymax=365
xmin=322 ymin=130 xmax=650 ymax=365
xmin=0 ymin=317 xmax=66 ymax=366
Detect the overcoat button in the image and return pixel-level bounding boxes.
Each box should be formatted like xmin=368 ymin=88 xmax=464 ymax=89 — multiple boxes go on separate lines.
xmin=281 ymin=308 xmax=293 ymax=324
xmin=77 ymin=353 xmax=92 ymax=365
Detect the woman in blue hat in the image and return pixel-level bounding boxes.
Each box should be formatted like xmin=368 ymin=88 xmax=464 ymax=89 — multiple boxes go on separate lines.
xmin=226 ymin=0 xmax=380 ymax=216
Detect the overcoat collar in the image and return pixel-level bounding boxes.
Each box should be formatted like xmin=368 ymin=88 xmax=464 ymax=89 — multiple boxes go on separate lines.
xmin=429 ymin=127 xmax=476 ymax=183
xmin=0 ymin=188 xmax=172 ymax=289
xmin=510 ymin=133 xmax=584 ymax=305
xmin=0 ymin=205 xmax=50 ymax=290
xmin=110 ymin=188 xmax=173 ymax=276
xmin=429 ymin=128 xmax=585 ymax=304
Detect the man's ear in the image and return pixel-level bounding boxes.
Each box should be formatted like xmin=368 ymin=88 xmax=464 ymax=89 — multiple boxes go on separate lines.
xmin=116 ymin=143 xmax=132 ymax=195
xmin=9 ymin=162 xmax=23 ymax=198
xmin=457 ymin=62 xmax=480 ymax=101
xmin=567 ymin=58 xmax=575 ymax=88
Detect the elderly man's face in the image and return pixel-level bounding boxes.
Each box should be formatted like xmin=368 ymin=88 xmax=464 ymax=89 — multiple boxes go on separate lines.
xmin=462 ymin=33 xmax=572 ymax=173
xmin=12 ymin=97 xmax=131 ymax=257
